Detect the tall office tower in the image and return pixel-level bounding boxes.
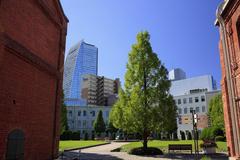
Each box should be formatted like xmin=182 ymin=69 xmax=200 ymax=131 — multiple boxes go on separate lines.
xmin=63 ymin=41 xmax=98 ymax=106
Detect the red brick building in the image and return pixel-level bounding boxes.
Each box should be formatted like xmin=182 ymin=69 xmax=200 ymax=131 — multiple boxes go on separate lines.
xmin=216 ymin=0 xmax=240 ymax=159
xmin=0 ymin=0 xmax=68 ymax=159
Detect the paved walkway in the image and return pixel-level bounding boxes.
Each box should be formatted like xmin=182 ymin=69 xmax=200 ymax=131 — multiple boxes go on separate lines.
xmin=58 ymin=142 xmax=229 ymax=160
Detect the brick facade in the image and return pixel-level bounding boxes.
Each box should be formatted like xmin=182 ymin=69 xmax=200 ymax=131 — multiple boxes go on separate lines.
xmin=0 ymin=0 xmax=68 ymax=159
xmin=216 ymin=0 xmax=240 ymax=159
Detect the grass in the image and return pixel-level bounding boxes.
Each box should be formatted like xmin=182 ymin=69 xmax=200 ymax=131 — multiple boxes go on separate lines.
xmin=59 ymin=140 xmax=107 ymax=151
xmin=121 ymin=140 xmax=227 ymax=153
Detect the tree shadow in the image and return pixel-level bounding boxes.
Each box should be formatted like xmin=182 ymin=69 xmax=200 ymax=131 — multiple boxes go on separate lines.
xmin=57 ymin=151 xmax=124 ymax=160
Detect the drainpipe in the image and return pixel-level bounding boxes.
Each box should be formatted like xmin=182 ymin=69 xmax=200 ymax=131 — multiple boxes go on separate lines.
xmin=216 ymin=1 xmax=240 ymax=157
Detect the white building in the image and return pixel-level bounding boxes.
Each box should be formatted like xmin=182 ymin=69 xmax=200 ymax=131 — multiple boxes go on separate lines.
xmin=169 ymin=69 xmax=220 ymax=139
xmin=67 ymin=105 xmax=111 ymax=137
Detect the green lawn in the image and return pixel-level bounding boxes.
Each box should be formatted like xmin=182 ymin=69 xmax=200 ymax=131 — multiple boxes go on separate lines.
xmin=59 ymin=140 xmax=107 ymax=151
xmin=121 ymin=140 xmax=227 ymax=153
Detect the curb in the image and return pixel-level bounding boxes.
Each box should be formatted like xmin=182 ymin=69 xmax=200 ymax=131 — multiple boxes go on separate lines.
xmin=63 ymin=142 xmax=111 ymax=152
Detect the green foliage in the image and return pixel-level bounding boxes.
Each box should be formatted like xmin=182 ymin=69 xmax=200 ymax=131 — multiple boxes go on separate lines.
xmin=208 ymin=94 xmax=224 ymax=131
xmin=71 ymin=131 xmax=80 ymax=140
xmin=107 ymin=121 xmax=118 ymax=133
xmin=201 ymin=156 xmax=212 ymax=160
xmin=215 ymin=136 xmax=226 ymax=142
xmin=110 ymin=31 xmax=177 ymax=151
xmin=60 ymin=130 xmax=72 ymax=140
xmin=200 ymin=128 xmax=215 ymax=140
xmin=94 ymin=110 xmax=106 ymax=136
xmin=60 ymin=91 xmax=68 ymax=134
xmin=84 ymin=132 xmax=89 ymax=140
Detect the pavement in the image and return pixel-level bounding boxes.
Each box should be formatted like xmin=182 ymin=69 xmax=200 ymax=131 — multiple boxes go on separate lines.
xmin=57 ymin=142 xmax=229 ymax=160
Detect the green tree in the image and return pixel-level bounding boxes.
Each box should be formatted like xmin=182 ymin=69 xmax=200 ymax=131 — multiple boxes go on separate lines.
xmin=110 ymin=31 xmax=176 ymax=152
xmin=94 ymin=110 xmax=106 ymax=136
xmin=208 ymin=94 xmax=224 ymax=131
xmin=60 ymin=91 xmax=68 ymax=134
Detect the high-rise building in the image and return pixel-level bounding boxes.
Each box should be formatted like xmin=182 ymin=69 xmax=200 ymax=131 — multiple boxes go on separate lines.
xmin=63 ymin=41 xmax=98 ymax=106
xmin=216 ymin=0 xmax=240 ymax=158
xmin=81 ymin=74 xmax=120 ymax=106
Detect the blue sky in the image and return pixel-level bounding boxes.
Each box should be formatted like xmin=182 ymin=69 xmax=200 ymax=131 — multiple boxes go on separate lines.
xmin=61 ymin=0 xmax=222 ymax=87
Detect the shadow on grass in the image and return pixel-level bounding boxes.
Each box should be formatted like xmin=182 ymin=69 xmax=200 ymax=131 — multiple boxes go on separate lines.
xmin=57 ymin=150 xmax=124 ymax=160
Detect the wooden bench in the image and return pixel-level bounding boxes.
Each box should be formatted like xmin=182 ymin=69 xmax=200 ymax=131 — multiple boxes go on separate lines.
xmin=168 ymin=144 xmax=192 ymax=154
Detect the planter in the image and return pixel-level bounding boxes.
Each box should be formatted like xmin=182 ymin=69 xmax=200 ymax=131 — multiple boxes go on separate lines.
xmin=203 ymin=147 xmax=216 ymax=154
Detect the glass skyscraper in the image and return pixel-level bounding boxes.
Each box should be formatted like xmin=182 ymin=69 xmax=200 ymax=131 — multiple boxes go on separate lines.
xmin=63 ymin=41 xmax=98 ymax=106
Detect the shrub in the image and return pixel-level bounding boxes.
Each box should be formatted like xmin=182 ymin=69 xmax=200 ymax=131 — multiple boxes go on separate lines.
xmin=84 ymin=132 xmax=89 ymax=140
xmin=71 ymin=131 xmax=80 ymax=140
xmin=200 ymin=128 xmax=214 ymax=141
xmin=215 ymin=136 xmax=225 ymax=142
xmin=128 ymin=147 xmax=163 ymax=155
xmin=60 ymin=130 xmax=72 ymax=140
xmin=201 ymin=155 xmax=212 ymax=160
xmin=200 ymin=140 xmax=217 ymax=148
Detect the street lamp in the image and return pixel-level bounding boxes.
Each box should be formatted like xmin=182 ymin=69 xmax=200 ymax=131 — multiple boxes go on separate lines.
xmin=190 ymin=109 xmax=199 ymax=159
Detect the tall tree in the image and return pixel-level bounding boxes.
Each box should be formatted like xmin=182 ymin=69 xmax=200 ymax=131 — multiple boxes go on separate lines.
xmin=94 ymin=110 xmax=106 ymax=136
xmin=110 ymin=31 xmax=176 ymax=152
xmin=60 ymin=91 xmax=68 ymax=134
xmin=208 ymin=94 xmax=224 ymax=131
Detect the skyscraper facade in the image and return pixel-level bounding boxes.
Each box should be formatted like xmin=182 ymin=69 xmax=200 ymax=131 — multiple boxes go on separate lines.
xmin=63 ymin=41 xmax=98 ymax=106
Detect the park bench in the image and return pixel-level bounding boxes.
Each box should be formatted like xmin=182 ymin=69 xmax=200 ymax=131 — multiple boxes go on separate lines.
xmin=168 ymin=144 xmax=192 ymax=154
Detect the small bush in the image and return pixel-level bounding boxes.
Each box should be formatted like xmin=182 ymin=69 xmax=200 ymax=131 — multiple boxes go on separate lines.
xmin=71 ymin=131 xmax=80 ymax=140
xmin=84 ymin=132 xmax=89 ymax=140
xmin=60 ymin=130 xmax=72 ymax=140
xmin=201 ymin=155 xmax=212 ymax=160
xmin=128 ymin=147 xmax=163 ymax=155
xmin=200 ymin=128 xmax=214 ymax=140
xmin=215 ymin=136 xmax=225 ymax=142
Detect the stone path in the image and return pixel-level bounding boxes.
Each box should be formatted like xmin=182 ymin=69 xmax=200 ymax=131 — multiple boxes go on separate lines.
xmin=58 ymin=142 xmax=229 ymax=160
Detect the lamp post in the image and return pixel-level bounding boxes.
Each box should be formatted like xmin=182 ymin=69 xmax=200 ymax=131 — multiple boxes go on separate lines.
xmin=190 ymin=109 xmax=199 ymax=160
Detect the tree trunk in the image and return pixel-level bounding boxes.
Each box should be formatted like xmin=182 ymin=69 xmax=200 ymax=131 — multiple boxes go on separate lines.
xmin=143 ymin=129 xmax=148 ymax=152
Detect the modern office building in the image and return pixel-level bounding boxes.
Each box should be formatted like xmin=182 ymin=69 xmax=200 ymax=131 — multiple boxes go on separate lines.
xmin=168 ymin=69 xmax=220 ymax=138
xmin=63 ymin=41 xmax=98 ymax=106
xmin=0 ymin=0 xmax=68 ymax=159
xmin=216 ymin=0 xmax=240 ymax=158
xmin=67 ymin=106 xmax=111 ymax=137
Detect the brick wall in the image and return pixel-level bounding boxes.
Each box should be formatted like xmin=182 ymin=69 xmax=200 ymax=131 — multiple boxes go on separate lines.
xmin=218 ymin=0 xmax=240 ymax=158
xmin=0 ymin=0 xmax=68 ymax=159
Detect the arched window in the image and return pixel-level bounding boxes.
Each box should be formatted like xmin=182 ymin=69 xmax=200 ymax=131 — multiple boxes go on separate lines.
xmin=6 ymin=129 xmax=25 ymax=160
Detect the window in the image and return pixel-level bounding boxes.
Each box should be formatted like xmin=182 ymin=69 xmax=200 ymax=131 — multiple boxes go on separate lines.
xmin=183 ymin=98 xmax=187 ymax=104
xmin=78 ymin=111 xmax=81 ymax=116
xmin=190 ymin=107 xmax=193 ymax=113
xmin=184 ymin=108 xmax=188 ymax=114
xmin=178 ymin=108 xmax=182 ymax=114
xmin=69 ymin=111 xmax=72 ymax=117
xmin=6 ymin=129 xmax=25 ymax=160
xmin=83 ymin=110 xmax=87 ymax=116
xmin=201 ymin=96 xmax=205 ymax=102
xmin=196 ymin=107 xmax=200 ymax=113
xmin=195 ymin=97 xmax=199 ymax=103
xmin=178 ymin=99 xmax=181 ymax=105
xmin=189 ymin=97 xmax=193 ymax=103
xmin=91 ymin=111 xmax=95 ymax=117
xmin=83 ymin=120 xmax=87 ymax=128
xmin=202 ymin=106 xmax=206 ymax=112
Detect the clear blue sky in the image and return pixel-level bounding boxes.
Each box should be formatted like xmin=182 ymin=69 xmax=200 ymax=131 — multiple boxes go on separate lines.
xmin=61 ymin=0 xmax=222 ymax=87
